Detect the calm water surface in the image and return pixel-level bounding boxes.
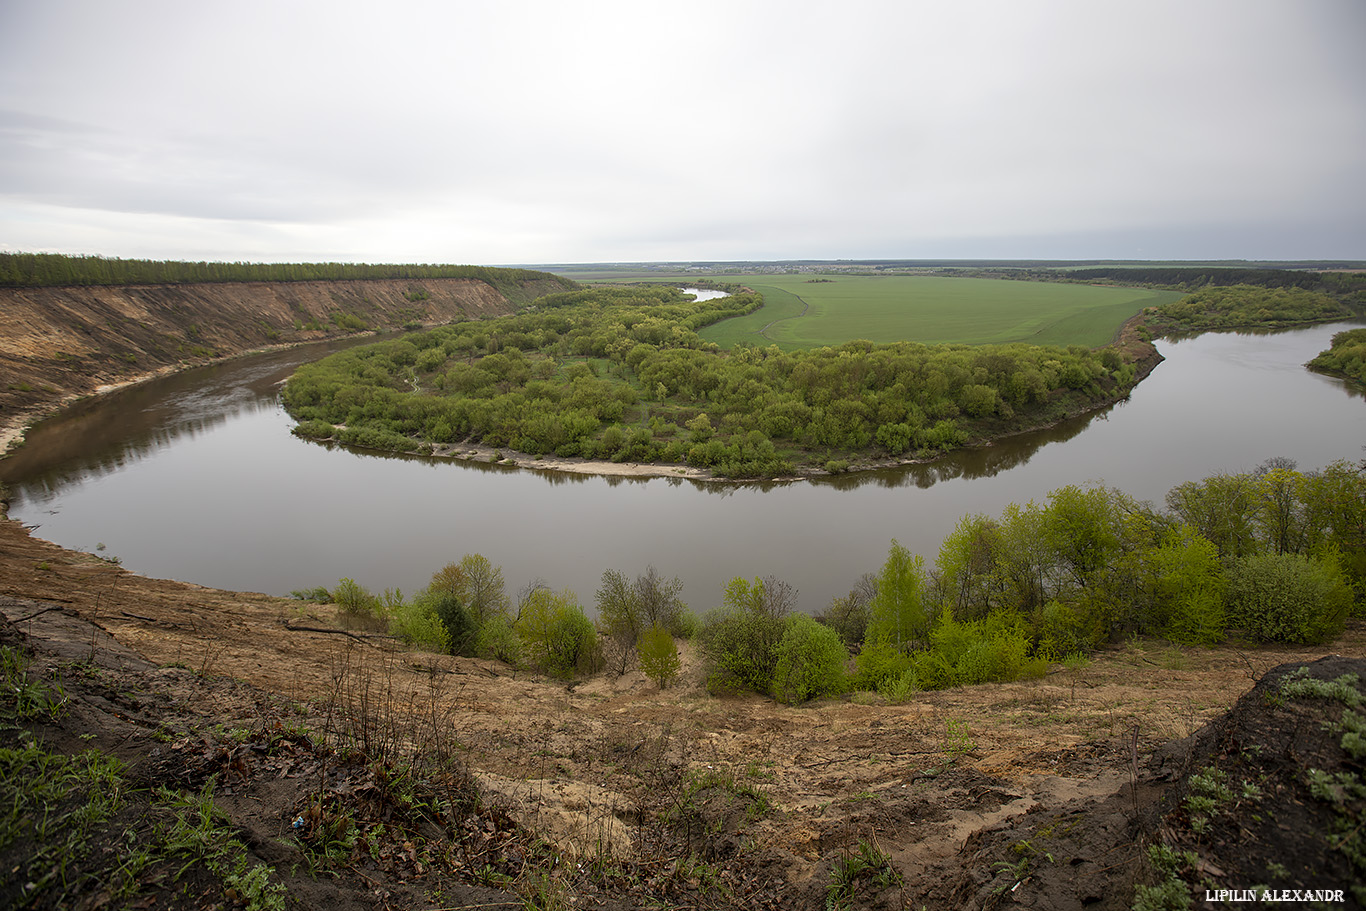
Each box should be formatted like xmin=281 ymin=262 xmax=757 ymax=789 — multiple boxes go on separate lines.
xmin=3 ymin=324 xmax=1363 ymax=613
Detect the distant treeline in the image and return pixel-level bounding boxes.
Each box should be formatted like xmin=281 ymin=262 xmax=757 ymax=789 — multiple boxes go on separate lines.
xmin=0 ymin=252 xmax=565 ymax=295
xmin=1041 ymin=266 xmax=1366 ymax=300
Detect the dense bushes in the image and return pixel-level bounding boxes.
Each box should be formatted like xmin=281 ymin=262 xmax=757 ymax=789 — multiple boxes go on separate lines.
xmin=312 ymin=460 xmax=1364 ymax=701
xmin=283 ymin=284 xmax=1141 ymax=476
xmin=1225 ymin=552 xmax=1351 ymax=644
xmin=1146 ymin=285 xmax=1351 ymax=335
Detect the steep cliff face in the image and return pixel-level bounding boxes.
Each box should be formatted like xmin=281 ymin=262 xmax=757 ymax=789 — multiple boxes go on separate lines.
xmin=0 ymin=275 xmax=571 ymax=446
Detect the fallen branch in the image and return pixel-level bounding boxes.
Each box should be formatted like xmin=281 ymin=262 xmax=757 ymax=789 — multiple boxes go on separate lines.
xmin=282 ymin=621 xmax=395 ymax=644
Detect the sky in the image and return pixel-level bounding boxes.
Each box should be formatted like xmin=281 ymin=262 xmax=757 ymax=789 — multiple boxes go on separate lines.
xmin=1 ymin=0 xmax=1363 ymax=266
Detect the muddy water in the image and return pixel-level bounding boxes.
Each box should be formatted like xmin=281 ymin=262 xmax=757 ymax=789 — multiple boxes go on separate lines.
xmin=2 ymin=324 xmax=1363 ymax=614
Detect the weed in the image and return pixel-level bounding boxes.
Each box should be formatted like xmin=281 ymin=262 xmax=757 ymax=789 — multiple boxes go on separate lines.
xmin=942 ymin=719 xmax=976 ymax=759
xmin=0 ymin=646 xmax=69 ymax=722
xmin=827 ymin=838 xmax=902 ymax=910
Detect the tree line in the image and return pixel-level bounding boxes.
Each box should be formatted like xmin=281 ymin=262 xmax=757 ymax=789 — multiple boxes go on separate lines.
xmin=0 ymin=252 xmax=569 ymax=297
xmin=282 ymin=285 xmax=1140 ymax=477
xmin=301 ymin=460 xmax=1364 ymax=703
xmin=1142 ymin=284 xmax=1354 ymax=335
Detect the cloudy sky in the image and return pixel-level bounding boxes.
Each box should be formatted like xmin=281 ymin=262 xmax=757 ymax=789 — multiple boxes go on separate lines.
xmin=2 ymin=1 xmax=1363 ymax=265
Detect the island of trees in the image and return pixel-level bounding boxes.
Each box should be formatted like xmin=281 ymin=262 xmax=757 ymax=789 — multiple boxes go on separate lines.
xmin=282 ymin=285 xmax=1146 ymax=477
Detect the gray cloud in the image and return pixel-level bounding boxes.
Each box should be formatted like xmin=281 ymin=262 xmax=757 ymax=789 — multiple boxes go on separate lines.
xmin=1 ymin=0 xmax=1362 ymax=263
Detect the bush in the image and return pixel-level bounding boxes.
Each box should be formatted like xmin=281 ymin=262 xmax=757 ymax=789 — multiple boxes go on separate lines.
xmin=910 ymin=610 xmax=1046 ymax=690
xmin=698 ymin=577 xmax=793 ymax=695
xmin=387 ymin=598 xmax=449 ymax=653
xmin=429 ymin=590 xmax=478 ymax=657
xmin=851 ymin=640 xmax=912 ymax=694
xmin=637 ymin=626 xmax=681 ymax=689
xmin=474 ymin=614 xmax=523 ymax=666
xmin=516 ymin=589 xmax=601 ymax=679
xmin=1225 ymin=552 xmax=1351 ymax=644
xmin=332 ymin=578 xmax=377 ymax=616
xmin=771 ymin=615 xmax=848 ymax=705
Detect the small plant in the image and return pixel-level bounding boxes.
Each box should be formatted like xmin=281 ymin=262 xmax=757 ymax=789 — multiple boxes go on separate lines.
xmin=827 ymin=839 xmax=902 ymax=910
xmin=1 ymin=646 xmax=69 ymax=722
xmin=637 ymin=625 xmax=681 ymax=689
xmin=942 ymin=719 xmax=976 ymax=759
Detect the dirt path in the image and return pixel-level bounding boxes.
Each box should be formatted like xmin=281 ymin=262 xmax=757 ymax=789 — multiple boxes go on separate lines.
xmin=758 ymin=291 xmax=810 ymax=342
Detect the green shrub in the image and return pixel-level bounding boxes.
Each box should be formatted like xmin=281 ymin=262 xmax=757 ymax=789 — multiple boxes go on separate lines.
xmin=1225 ymin=552 xmax=1351 ymax=644
xmin=698 ymin=577 xmax=793 ymax=695
xmin=516 ymin=589 xmax=601 ymax=679
xmin=910 ymin=610 xmax=1046 ymax=690
xmin=386 ymin=598 xmax=449 ymax=653
xmin=331 ymin=578 xmax=377 ymax=616
xmin=851 ymin=640 xmax=912 ymax=694
xmin=475 ymin=614 xmax=523 ymax=665
xmin=637 ymin=625 xmax=681 ymax=689
xmin=428 ymin=590 xmax=478 ymax=657
xmin=771 ymin=614 xmax=849 ymax=705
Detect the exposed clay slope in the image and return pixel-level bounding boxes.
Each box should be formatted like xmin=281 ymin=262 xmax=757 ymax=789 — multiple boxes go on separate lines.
xmin=0 ymin=275 xmax=572 ymax=448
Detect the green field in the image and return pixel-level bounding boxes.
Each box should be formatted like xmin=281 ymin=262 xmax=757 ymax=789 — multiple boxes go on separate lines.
xmin=693 ymin=275 xmax=1185 ymax=349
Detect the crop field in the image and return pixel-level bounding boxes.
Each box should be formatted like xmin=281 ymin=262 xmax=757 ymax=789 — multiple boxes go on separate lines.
xmin=695 ymin=274 xmax=1186 ymax=349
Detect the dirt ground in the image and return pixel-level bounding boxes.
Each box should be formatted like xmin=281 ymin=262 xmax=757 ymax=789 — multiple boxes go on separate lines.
xmin=3 ymin=513 xmax=1363 ymax=909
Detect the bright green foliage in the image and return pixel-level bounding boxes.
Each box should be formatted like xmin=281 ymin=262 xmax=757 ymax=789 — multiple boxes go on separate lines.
xmin=1310 ymin=327 xmax=1366 ymax=385
xmin=865 ymin=540 xmax=932 ymax=650
xmin=851 ymin=640 xmax=913 ymax=696
xmin=515 ymin=588 xmax=601 ymax=679
xmin=473 ymin=614 xmax=523 ymax=665
xmin=1165 ymin=473 xmax=1260 ymax=559
xmin=1147 ymin=284 xmax=1350 ymax=334
xmin=909 ymin=610 xmax=1046 ymax=690
xmin=385 ymin=598 xmax=449 ymax=653
xmin=1148 ymin=526 xmax=1227 ymax=647
xmin=1225 ymin=552 xmax=1351 ymax=644
xmin=699 ymin=576 xmax=795 ymax=695
xmin=636 ymin=625 xmax=681 ymax=690
xmin=770 ymin=614 xmax=849 ymax=705
xmin=331 ymin=577 xmax=377 ymax=615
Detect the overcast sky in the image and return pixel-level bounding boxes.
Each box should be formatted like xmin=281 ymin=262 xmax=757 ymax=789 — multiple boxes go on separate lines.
xmin=2 ymin=1 xmax=1363 ymax=265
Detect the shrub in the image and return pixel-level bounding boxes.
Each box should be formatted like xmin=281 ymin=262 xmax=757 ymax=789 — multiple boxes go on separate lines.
xmin=910 ymin=610 xmax=1046 ymax=690
xmin=332 ymin=578 xmax=377 ymax=616
xmin=698 ymin=577 xmax=793 ymax=695
xmin=637 ymin=626 xmax=681 ymax=689
xmin=851 ymin=640 xmax=912 ymax=694
xmin=771 ymin=614 xmax=848 ymax=705
xmin=516 ymin=589 xmax=601 ymax=679
xmin=429 ymin=590 xmax=478 ymax=657
xmin=1225 ymin=552 xmax=1351 ymax=644
xmin=387 ymin=598 xmax=449 ymax=653
xmin=474 ymin=614 xmax=523 ymax=666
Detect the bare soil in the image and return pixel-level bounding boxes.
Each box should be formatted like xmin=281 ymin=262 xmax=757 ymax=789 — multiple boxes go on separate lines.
xmin=2 ymin=515 xmax=1362 ymax=909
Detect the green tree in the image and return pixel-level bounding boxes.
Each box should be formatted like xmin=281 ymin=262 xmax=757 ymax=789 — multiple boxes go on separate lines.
xmin=865 ymin=540 xmax=931 ymax=651
xmin=699 ymin=576 xmax=795 ymax=695
xmin=771 ymin=614 xmax=849 ymax=705
xmin=516 ymin=588 xmax=600 ymax=679
xmin=637 ymin=625 xmax=681 ymax=689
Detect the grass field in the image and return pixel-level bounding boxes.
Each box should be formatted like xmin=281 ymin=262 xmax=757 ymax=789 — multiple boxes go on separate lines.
xmin=692 ymin=274 xmax=1186 ymax=349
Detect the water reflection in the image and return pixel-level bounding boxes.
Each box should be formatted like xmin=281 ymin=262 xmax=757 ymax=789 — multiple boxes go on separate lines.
xmin=2 ymin=323 xmax=1362 ymax=610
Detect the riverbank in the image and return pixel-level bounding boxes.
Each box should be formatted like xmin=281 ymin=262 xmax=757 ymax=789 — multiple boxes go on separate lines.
xmin=3 ymin=510 xmax=1362 ymax=908
xmin=0 ymin=275 xmax=568 ymax=455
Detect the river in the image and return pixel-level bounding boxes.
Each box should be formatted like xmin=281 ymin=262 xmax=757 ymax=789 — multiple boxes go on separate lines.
xmin=2 ymin=322 xmax=1362 ymax=615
